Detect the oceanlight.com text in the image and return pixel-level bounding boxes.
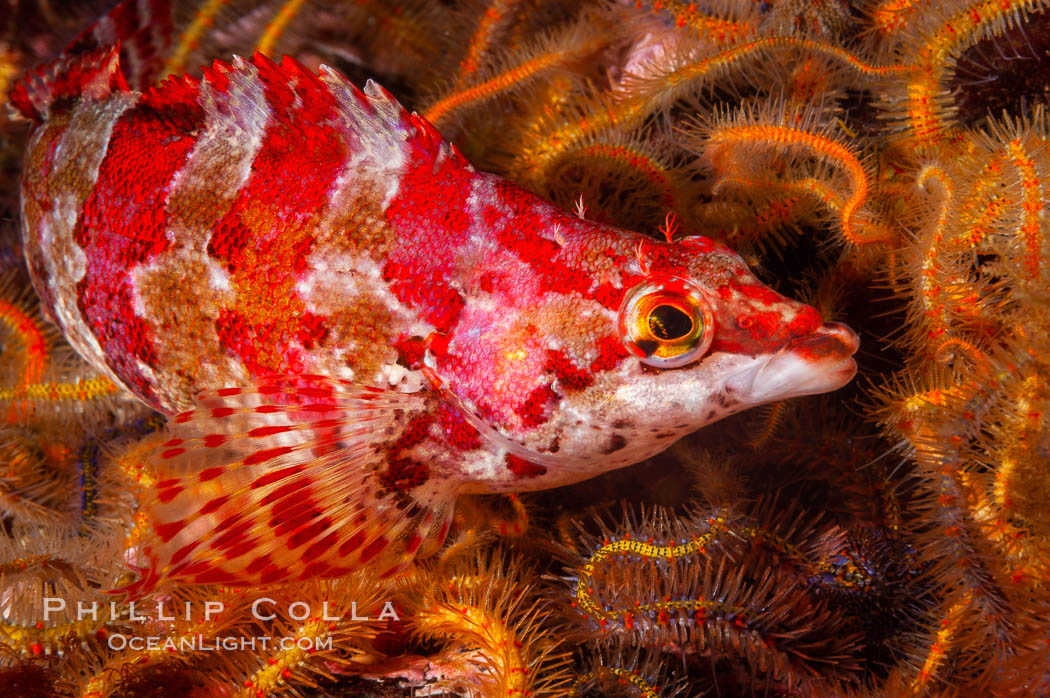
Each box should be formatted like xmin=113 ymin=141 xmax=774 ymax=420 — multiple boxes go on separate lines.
xmin=105 ymin=634 xmax=335 ymax=653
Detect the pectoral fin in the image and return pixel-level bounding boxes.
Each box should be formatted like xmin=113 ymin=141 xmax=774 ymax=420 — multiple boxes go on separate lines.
xmin=116 ymin=375 xmax=458 ymax=597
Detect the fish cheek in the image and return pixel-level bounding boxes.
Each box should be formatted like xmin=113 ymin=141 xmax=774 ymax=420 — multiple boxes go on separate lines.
xmin=700 ymin=387 xmax=747 ymax=426
xmin=601 ymin=433 xmax=628 ymax=455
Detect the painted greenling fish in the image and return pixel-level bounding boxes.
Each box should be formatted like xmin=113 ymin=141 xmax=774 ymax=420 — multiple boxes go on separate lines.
xmin=12 ymin=0 xmax=858 ymax=594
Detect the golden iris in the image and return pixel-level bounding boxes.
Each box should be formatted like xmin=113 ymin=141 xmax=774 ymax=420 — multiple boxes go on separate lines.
xmin=618 ymin=278 xmax=714 ymax=368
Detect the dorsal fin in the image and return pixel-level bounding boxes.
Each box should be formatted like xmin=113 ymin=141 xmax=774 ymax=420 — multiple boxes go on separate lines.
xmin=66 ymin=0 xmax=173 ymax=90
xmin=8 ymin=0 xmax=173 ymax=122
xmin=310 ymin=57 xmax=473 ymax=174
xmin=9 ymin=45 xmax=129 ymax=122
xmin=168 ymin=51 xmax=471 ymax=176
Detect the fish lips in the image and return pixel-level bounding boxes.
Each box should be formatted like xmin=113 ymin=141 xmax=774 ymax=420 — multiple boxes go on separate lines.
xmin=723 ymin=322 xmax=859 ymax=404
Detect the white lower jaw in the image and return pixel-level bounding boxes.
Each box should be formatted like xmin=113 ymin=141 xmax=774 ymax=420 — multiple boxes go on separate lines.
xmin=724 ymin=351 xmax=857 ymax=405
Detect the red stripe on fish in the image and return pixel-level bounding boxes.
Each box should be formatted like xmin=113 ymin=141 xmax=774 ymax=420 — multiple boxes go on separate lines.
xmin=73 ymin=95 xmax=203 ymax=405
xmin=206 ymin=55 xmax=346 ymax=376
xmin=381 ymin=125 xmax=473 ymax=335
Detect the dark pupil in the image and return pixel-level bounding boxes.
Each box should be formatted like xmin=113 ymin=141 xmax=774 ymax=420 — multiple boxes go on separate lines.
xmin=648 ymin=304 xmax=693 ymax=340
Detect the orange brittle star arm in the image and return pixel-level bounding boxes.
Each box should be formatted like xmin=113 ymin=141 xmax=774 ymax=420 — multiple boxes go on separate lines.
xmin=707 ymin=124 xmax=889 ymax=245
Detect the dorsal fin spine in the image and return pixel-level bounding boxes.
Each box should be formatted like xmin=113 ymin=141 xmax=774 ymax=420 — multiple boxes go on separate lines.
xmin=8 ymin=45 xmax=129 ymax=122
xmin=9 ymin=0 xmax=173 ymax=122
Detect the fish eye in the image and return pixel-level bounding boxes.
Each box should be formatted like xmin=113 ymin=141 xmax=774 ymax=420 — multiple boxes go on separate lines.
xmin=619 ymin=277 xmax=715 ymax=368
xmin=648 ymin=304 xmax=693 ymax=340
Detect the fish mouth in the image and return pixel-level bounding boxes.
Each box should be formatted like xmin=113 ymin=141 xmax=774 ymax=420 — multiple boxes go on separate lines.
xmin=724 ymin=322 xmax=859 ymax=404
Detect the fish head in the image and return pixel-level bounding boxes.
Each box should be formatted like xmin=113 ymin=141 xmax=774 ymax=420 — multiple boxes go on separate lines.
xmin=621 ymin=234 xmax=861 ymax=410
xmin=548 ymin=233 xmax=858 ymax=466
xmin=434 ymin=216 xmax=859 ymax=480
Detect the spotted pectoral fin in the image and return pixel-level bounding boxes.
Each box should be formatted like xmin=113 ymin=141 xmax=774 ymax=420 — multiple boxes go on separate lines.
xmin=115 ymin=375 xmax=459 ymax=598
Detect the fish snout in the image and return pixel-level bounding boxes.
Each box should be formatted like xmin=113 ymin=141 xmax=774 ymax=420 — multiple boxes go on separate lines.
xmin=778 ymin=321 xmax=859 ymax=388
xmin=783 ymin=321 xmax=859 ymax=362
xmin=724 ymin=321 xmax=859 ymax=404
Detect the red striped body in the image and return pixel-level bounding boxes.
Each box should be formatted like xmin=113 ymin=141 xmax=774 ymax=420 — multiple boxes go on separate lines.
xmin=17 ymin=36 xmax=859 ymax=591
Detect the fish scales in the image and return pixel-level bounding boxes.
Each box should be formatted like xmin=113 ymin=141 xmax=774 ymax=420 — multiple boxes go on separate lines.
xmin=13 ymin=0 xmax=860 ymax=595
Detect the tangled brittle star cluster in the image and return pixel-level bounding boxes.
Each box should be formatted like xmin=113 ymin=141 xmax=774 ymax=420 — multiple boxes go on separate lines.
xmin=1 ymin=0 xmax=1050 ymax=695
